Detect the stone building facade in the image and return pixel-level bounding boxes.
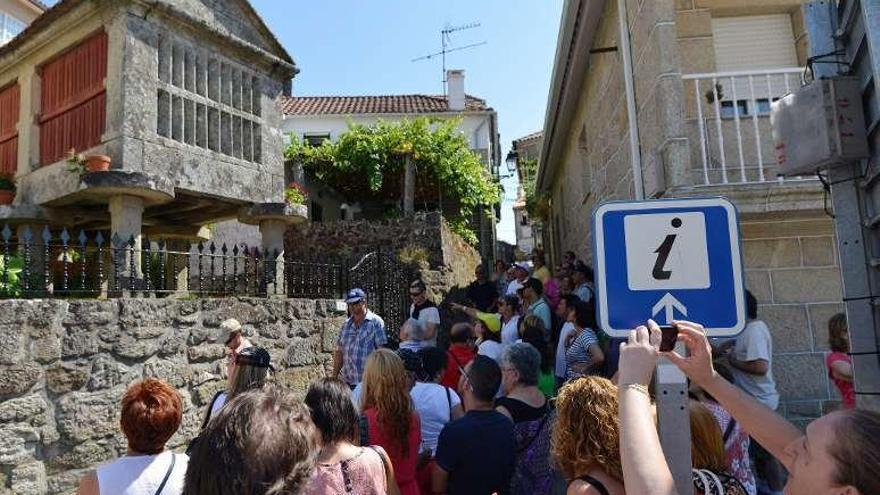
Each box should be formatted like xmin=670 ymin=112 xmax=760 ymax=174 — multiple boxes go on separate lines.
xmin=538 ymin=0 xmax=842 ymax=420
xmin=0 ymin=0 xmax=303 ymax=273
xmin=0 ymin=297 xmax=346 ymax=494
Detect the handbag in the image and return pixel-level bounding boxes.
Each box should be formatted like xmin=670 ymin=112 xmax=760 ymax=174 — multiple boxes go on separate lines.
xmin=692 ymin=468 xmax=725 ymax=495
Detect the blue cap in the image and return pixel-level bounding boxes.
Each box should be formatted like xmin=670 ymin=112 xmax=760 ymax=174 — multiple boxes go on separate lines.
xmin=345 ymin=288 xmax=366 ymax=304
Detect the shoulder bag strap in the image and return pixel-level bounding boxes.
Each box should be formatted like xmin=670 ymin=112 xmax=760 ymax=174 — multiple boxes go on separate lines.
xmin=153 ymin=453 xmax=176 ymax=495
xmin=201 ymin=391 xmax=224 ymax=430
xmin=358 ymin=414 xmax=369 ymax=447
xmin=367 ymin=446 xmax=400 ymax=495
xmin=722 ymin=417 xmax=737 ymax=443
xmin=445 ymin=386 xmax=452 ymax=416
xmin=575 ymin=475 xmax=610 ymax=495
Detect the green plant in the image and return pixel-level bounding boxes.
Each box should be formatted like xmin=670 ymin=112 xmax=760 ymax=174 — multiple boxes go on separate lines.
xmin=284 ymin=182 xmax=309 ymax=205
xmin=398 ymin=245 xmax=430 ymax=267
xmin=66 ymin=149 xmax=87 ymax=175
xmin=0 ymin=255 xmax=23 ymax=297
xmin=447 ymin=217 xmax=480 ymax=246
xmin=0 ymin=174 xmax=15 ymax=192
xmin=285 ymin=117 xmax=501 ymax=241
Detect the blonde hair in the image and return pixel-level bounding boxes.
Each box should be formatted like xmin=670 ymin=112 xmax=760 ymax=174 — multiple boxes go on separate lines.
xmin=360 ymin=349 xmax=413 ymax=456
xmin=689 ymin=400 xmax=727 ymax=473
xmin=551 ymin=377 xmax=623 ymax=482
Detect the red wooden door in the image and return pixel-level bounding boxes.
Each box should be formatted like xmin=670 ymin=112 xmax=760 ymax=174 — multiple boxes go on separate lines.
xmin=0 ymin=82 xmax=19 ymax=177
xmin=39 ymin=30 xmax=108 ymax=165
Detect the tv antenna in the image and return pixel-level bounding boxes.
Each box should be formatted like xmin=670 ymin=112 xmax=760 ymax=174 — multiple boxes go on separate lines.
xmin=412 ymin=22 xmax=487 ymax=94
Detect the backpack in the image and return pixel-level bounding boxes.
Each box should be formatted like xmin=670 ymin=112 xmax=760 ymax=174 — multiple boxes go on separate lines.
xmin=510 ymin=409 xmax=556 ymax=495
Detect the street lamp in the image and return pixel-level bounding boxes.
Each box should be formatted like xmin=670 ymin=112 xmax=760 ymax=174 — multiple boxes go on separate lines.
xmin=505 ymin=150 xmax=519 ymax=175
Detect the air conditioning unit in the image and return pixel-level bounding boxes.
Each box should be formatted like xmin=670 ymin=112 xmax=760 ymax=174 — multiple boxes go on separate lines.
xmin=771 ymin=77 xmax=870 ymax=176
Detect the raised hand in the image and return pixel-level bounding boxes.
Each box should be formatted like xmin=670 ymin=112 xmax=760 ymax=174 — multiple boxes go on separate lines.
xmin=617 ymin=319 xmax=662 ymax=386
xmin=663 ymin=320 xmax=716 ymax=387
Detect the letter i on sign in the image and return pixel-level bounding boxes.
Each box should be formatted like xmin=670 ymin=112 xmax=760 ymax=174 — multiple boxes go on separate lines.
xmin=624 ymin=212 xmax=711 ymax=291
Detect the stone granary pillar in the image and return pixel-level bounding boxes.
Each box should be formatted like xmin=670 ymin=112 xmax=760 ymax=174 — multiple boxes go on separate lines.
xmin=109 ymin=194 xmax=144 ymax=280
xmin=239 ymin=203 xmax=309 ymax=295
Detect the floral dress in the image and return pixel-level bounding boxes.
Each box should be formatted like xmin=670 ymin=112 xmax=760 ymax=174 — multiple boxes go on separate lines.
xmin=704 ymin=401 xmax=756 ymax=495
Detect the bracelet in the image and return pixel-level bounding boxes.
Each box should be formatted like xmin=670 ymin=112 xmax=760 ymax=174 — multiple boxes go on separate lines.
xmin=620 ymin=383 xmax=650 ymax=397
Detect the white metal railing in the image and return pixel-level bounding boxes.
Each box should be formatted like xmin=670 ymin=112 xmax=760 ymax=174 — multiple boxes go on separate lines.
xmin=682 ymin=68 xmax=805 ymax=186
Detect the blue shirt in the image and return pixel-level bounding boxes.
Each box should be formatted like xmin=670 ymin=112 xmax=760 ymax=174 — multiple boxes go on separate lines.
xmin=435 ymin=410 xmax=515 ymax=495
xmin=527 ymin=298 xmax=552 ymax=333
xmin=337 ymin=310 xmax=386 ymax=385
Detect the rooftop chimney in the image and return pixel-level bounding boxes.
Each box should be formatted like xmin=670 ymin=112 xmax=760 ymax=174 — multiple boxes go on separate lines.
xmin=447 ymin=70 xmax=465 ymax=111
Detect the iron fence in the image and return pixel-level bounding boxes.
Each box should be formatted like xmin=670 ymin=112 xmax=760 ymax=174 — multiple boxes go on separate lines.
xmin=0 ymin=224 xmax=412 ymax=312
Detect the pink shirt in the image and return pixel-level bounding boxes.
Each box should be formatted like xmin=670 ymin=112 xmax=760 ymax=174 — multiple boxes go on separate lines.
xmin=826 ymin=351 xmax=855 ymax=409
xmin=306 ymin=447 xmax=387 ymax=495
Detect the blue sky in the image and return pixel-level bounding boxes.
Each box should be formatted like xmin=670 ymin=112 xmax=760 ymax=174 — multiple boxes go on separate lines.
xmin=45 ymin=0 xmax=564 ymax=243
xmin=249 ymin=0 xmax=563 ymax=244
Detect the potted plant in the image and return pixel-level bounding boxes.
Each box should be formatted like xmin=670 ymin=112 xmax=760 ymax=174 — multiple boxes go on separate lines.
xmin=67 ymin=149 xmax=111 ymax=174
xmin=0 ymin=174 xmax=15 ymax=205
xmin=284 ymin=182 xmax=309 ymax=205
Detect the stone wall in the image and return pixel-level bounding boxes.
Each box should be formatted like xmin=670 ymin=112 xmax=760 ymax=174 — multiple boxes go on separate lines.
xmin=742 ymin=213 xmax=844 ymax=425
xmin=0 ymin=297 xmax=345 ymax=495
xmin=548 ymin=0 xmax=689 ymax=262
xmin=285 ymin=212 xmax=481 ymax=280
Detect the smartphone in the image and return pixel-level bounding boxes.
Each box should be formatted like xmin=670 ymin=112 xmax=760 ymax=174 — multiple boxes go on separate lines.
xmin=659 ymin=325 xmax=678 ymax=352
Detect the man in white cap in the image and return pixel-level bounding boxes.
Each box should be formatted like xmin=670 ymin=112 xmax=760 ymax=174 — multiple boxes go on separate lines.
xmin=222 ymin=318 xmax=252 ymax=379
xmin=505 ymin=262 xmax=530 ymax=296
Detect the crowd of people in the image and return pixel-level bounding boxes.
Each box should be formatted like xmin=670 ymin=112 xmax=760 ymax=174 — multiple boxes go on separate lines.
xmin=75 ymin=252 xmax=880 ymax=495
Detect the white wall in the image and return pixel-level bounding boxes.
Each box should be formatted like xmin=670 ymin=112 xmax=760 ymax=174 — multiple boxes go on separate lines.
xmin=283 ymin=112 xmax=494 ymax=155
xmin=513 ymin=205 xmax=534 ymax=254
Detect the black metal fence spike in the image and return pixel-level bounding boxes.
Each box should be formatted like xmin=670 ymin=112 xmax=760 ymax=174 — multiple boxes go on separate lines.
xmin=21 ymin=226 xmax=32 ymax=242
xmin=197 ymin=242 xmax=204 ymax=253
xmin=41 ymin=226 xmax=51 ymax=243
xmin=127 ymin=235 xmax=135 ymax=247
xmin=209 ymin=242 xmax=216 ymax=253
xmin=60 ymin=228 xmax=70 ymax=244
xmin=1 ymin=225 xmax=11 ymax=242
xmin=96 ymin=231 xmax=105 ymax=246
xmin=77 ymin=230 xmax=87 ymax=245
xmin=232 ymin=244 xmax=239 ymax=255
xmin=111 ymin=232 xmax=121 ymax=247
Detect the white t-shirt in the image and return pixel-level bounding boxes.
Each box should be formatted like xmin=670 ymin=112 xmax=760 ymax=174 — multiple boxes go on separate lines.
xmin=730 ymin=320 xmax=779 ymax=410
xmin=96 ymin=451 xmax=188 ymax=495
xmin=409 ymin=303 xmax=441 ymax=347
xmin=501 ymin=315 xmax=521 ymax=347
xmin=410 ymin=382 xmax=462 ymax=453
xmin=555 ymin=322 xmax=576 ymax=379
xmin=478 ymin=340 xmax=504 ymax=362
xmin=209 ymin=392 xmax=227 ymax=418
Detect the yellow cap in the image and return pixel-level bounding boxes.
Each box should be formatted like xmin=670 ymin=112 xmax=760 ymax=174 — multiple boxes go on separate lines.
xmin=475 ymin=312 xmax=502 ymax=334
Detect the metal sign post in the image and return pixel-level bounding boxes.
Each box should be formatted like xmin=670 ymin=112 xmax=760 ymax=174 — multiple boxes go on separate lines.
xmin=593 ymin=197 xmax=746 ymax=493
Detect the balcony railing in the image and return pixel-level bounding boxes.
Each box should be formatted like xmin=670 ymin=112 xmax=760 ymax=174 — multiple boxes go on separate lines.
xmin=682 ymin=68 xmax=810 ymax=186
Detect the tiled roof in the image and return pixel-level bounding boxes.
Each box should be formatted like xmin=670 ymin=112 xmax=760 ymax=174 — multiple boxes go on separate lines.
xmin=513 ymin=130 xmax=543 ymax=145
xmin=281 ymin=94 xmax=490 ymax=116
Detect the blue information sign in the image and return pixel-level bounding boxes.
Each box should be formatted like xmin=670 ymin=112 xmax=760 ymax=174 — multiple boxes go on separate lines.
xmin=593 ymin=197 xmax=745 ymax=337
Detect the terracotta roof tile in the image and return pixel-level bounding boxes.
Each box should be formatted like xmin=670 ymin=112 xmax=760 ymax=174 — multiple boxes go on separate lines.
xmin=281 ymin=94 xmax=489 ymax=115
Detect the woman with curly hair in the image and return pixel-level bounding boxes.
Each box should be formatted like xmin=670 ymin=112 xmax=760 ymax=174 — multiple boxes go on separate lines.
xmin=551 ymin=376 xmax=625 ymax=495
xmin=361 ymin=349 xmax=421 ymax=495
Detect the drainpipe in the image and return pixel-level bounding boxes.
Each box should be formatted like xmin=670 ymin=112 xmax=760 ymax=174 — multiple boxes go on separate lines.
xmin=617 ymin=0 xmax=645 ymax=200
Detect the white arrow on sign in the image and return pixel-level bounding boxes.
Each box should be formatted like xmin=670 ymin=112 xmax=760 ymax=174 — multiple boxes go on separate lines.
xmin=652 ymin=293 xmax=688 ymax=324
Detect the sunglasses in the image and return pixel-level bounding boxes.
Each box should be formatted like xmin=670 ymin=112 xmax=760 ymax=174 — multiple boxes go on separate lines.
xmin=409 ymin=291 xmax=423 ymax=297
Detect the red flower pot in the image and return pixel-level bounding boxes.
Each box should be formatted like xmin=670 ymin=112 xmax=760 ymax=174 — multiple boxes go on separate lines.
xmin=0 ymin=190 xmax=14 ymax=205
xmin=85 ymin=155 xmax=111 ymax=173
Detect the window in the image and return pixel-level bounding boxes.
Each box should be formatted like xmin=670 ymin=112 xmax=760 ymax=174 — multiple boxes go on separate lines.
xmin=520 ymin=214 xmax=529 ymax=226
xmin=1 ymin=12 xmax=27 ymax=45
xmin=0 ymin=82 xmax=19 ymax=176
xmin=156 ymin=33 xmax=264 ymax=163
xmin=304 ymin=133 xmax=330 ymax=147
xmin=720 ymin=97 xmax=781 ymax=118
xmin=39 ymin=31 xmax=108 ymax=164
